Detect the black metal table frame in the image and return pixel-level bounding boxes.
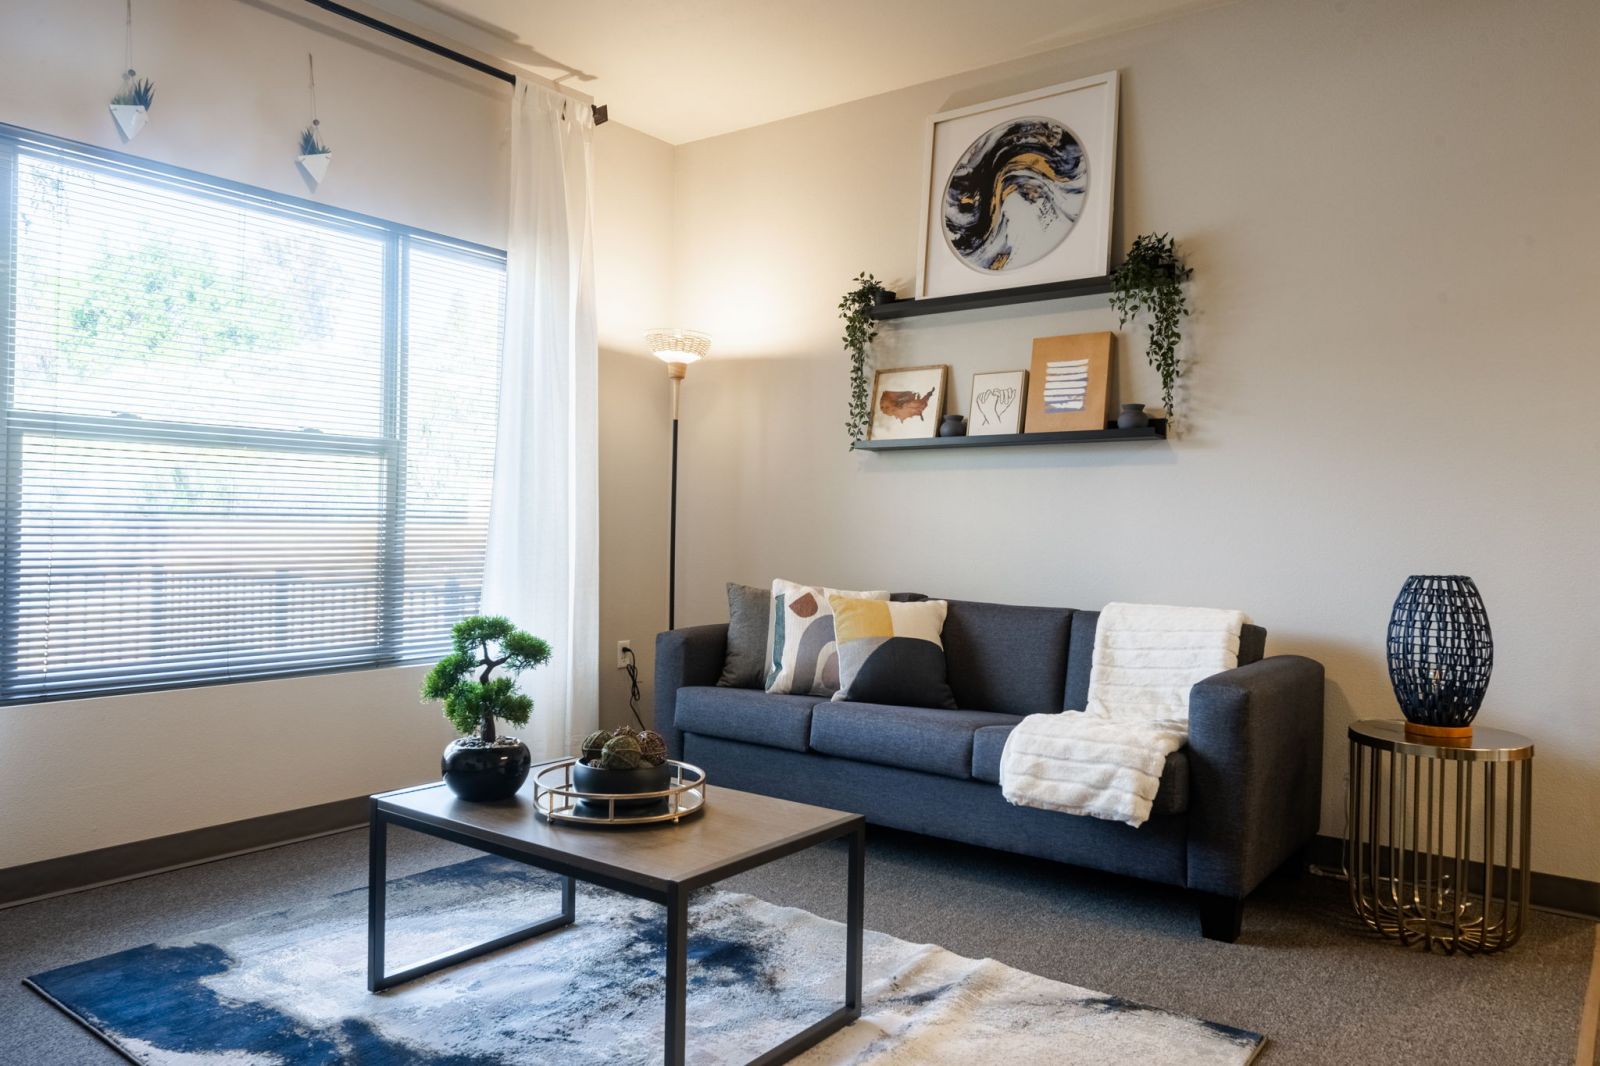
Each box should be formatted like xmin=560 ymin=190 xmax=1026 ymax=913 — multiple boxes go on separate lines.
xmin=367 ymin=796 xmax=866 ymax=1065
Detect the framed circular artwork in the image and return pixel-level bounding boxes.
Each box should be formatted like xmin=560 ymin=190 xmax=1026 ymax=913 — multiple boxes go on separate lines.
xmin=916 ymin=72 xmax=1119 ymax=300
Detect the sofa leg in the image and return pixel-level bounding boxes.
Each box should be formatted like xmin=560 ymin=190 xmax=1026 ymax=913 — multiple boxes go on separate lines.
xmin=1197 ymin=893 xmax=1244 ymax=943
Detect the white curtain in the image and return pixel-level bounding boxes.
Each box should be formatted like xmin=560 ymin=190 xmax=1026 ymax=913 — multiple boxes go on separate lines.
xmin=481 ymin=81 xmax=599 ymax=760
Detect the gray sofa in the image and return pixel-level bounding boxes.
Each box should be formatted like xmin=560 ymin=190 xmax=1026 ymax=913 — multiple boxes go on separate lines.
xmin=655 ymin=599 xmax=1324 ymax=941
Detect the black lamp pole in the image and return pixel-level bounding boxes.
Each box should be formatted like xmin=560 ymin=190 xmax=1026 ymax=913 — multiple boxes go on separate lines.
xmin=667 ymin=362 xmax=684 ymax=631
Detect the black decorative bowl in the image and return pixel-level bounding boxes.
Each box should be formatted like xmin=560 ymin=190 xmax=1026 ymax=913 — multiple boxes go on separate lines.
xmin=571 ymin=760 xmax=672 ymax=818
xmin=442 ymin=737 xmax=532 ymax=802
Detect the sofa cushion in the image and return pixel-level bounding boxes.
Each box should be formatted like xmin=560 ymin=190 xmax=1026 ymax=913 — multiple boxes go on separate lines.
xmin=810 ymin=703 xmax=1023 ymax=779
xmin=969 ymin=719 xmax=1191 ymax=815
xmin=1064 ymin=610 xmax=1270 ymax=712
xmin=675 ymin=687 xmax=821 ymax=753
xmin=829 ymin=596 xmax=956 ymax=709
xmin=716 ymin=582 xmax=770 ymax=689
xmin=765 ymin=579 xmax=890 ymax=696
xmin=941 ymin=600 xmax=1074 ymax=716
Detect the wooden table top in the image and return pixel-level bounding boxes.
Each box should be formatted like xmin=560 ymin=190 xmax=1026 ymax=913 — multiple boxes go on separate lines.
xmin=373 ymin=780 xmax=862 ymax=896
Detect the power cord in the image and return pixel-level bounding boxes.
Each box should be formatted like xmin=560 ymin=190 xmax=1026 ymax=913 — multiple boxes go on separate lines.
xmin=621 ymin=646 xmax=646 ymax=731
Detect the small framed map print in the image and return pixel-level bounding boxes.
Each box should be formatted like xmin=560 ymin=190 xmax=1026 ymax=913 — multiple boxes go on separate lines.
xmin=869 ymin=365 xmax=948 ymax=441
xmin=968 ymin=370 xmax=1027 ymax=435
xmin=1026 ymin=333 xmax=1112 ymax=433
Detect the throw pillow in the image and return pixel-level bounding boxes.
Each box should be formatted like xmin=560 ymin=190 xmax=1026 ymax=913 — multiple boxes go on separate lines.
xmin=716 ymin=582 xmax=770 ymax=689
xmin=765 ymin=580 xmax=890 ymax=696
xmin=828 ymin=595 xmax=957 ymax=709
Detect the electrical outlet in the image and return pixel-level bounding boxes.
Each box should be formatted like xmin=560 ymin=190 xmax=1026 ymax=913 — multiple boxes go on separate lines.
xmin=615 ymin=640 xmax=632 ymax=669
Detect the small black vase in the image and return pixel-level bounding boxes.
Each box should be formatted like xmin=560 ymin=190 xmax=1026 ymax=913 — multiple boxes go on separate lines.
xmin=938 ymin=415 xmax=967 ymax=437
xmin=442 ymin=736 xmax=532 ymax=801
xmin=1117 ymin=403 xmax=1150 ymax=429
xmin=572 ymin=760 xmax=672 ymax=818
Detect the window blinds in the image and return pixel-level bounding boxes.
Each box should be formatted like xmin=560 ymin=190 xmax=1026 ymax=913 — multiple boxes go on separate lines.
xmin=0 ymin=127 xmax=506 ymax=702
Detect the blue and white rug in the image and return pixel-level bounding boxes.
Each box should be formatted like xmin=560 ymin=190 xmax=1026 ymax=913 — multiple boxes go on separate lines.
xmin=26 ymin=856 xmax=1263 ymax=1064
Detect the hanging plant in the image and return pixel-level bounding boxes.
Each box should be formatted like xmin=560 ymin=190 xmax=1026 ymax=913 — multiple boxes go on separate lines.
xmin=839 ymin=272 xmax=889 ymax=445
xmin=1109 ymin=233 xmax=1193 ymax=419
xmin=108 ymin=2 xmax=153 ymax=141
xmin=296 ymin=54 xmax=333 ymax=187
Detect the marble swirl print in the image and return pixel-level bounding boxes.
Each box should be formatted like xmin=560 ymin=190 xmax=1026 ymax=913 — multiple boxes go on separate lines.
xmin=942 ymin=116 xmax=1087 ymax=272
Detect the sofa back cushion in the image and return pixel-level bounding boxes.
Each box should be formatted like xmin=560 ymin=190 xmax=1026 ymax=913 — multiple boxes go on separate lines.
xmin=941 ymin=600 xmax=1074 ymax=716
xmin=1063 ymin=610 xmax=1268 ymax=710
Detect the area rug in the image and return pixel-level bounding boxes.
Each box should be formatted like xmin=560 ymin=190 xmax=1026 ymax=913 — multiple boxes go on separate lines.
xmin=25 ymin=856 xmax=1264 ymax=1064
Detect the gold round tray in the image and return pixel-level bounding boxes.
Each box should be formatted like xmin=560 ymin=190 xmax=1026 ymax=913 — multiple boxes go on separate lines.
xmin=530 ymin=758 xmax=707 ymax=826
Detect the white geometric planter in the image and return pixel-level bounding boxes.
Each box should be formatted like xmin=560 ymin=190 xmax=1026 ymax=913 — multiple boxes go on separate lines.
xmin=297 ymin=151 xmax=332 ymax=186
xmin=109 ymin=104 xmax=147 ymax=141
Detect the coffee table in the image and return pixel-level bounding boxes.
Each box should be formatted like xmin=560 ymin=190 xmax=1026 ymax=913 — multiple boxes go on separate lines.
xmin=368 ymin=780 xmax=866 ymax=1065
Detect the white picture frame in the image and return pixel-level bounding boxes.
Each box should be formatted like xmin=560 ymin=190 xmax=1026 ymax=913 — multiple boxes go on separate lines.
xmin=968 ymin=370 xmax=1028 ymax=436
xmin=914 ymin=71 xmax=1120 ymax=301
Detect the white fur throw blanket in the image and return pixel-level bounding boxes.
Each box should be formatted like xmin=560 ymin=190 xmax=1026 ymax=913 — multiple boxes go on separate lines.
xmin=999 ymin=602 xmax=1247 ymax=827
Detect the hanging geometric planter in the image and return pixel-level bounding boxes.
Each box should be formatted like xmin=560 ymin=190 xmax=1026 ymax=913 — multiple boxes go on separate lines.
xmin=297 ymin=126 xmax=332 ymax=186
xmin=295 ymin=54 xmax=332 ymax=189
xmin=109 ymin=5 xmax=153 ymax=142
xmin=109 ymin=97 xmax=149 ymax=140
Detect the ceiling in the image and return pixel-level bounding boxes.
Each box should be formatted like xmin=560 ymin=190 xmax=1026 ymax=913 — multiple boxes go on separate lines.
xmin=374 ymin=0 xmax=1227 ymax=144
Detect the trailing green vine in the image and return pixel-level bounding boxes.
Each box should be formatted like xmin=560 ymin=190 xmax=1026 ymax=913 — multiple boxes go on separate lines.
xmin=839 ymin=272 xmax=888 ymax=444
xmin=1109 ymin=233 xmax=1193 ymax=418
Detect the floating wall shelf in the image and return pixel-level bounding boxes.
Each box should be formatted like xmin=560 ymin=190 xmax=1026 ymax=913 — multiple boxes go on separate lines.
xmin=869 ymin=275 xmax=1116 ymax=320
xmin=852 ymin=420 xmax=1167 ymax=451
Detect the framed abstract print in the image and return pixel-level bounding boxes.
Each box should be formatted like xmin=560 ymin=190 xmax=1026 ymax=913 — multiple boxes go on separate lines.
xmin=914 ymin=71 xmax=1119 ymax=301
xmin=1025 ymin=332 xmax=1113 ymax=433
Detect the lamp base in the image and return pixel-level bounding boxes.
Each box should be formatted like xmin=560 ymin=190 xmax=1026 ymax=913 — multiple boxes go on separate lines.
xmin=1403 ymin=721 xmax=1473 ymax=741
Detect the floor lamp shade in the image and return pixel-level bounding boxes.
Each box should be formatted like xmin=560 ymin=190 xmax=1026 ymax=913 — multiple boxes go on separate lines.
xmin=1385 ymin=575 xmax=1493 ymax=731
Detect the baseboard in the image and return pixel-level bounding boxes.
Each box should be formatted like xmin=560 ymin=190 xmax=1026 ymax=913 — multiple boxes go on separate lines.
xmin=0 ymin=795 xmax=369 ymax=909
xmin=1309 ymin=834 xmax=1600 ymax=921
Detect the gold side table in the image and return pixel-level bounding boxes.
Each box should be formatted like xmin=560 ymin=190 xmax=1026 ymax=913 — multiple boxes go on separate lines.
xmin=1344 ymin=719 xmax=1533 ymax=954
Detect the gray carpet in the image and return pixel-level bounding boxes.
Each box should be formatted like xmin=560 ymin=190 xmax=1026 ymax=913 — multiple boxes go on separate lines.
xmin=0 ymin=824 xmax=1591 ymax=1065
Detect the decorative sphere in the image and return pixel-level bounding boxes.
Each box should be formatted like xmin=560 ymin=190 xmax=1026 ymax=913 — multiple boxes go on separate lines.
xmin=580 ymin=729 xmax=612 ymax=764
xmin=637 ymin=730 xmax=668 ymax=767
xmin=610 ymin=724 xmax=639 ymax=740
xmin=598 ymin=734 xmax=643 ymax=770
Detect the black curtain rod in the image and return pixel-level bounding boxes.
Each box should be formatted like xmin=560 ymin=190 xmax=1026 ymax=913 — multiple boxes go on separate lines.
xmin=302 ymin=0 xmax=608 ymax=124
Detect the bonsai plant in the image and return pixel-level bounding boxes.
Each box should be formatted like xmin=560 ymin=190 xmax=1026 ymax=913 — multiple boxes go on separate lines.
xmin=573 ymin=724 xmax=672 ymax=816
xmin=839 ymin=272 xmax=890 ymax=445
xmin=109 ymin=75 xmax=155 ymax=141
xmin=297 ymin=122 xmax=333 ymax=186
xmin=422 ymin=615 xmax=552 ymax=801
xmin=1109 ymin=233 xmax=1193 ymax=420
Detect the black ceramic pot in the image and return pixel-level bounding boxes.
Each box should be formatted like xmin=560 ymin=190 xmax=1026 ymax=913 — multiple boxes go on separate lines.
xmin=938 ymin=415 xmax=967 ymax=437
xmin=572 ymin=759 xmax=672 ymax=817
xmin=441 ymin=736 xmax=532 ymax=801
xmin=1117 ymin=403 xmax=1150 ymax=429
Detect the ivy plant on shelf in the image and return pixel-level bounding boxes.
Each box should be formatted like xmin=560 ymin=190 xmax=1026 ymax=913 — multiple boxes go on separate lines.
xmin=1109 ymin=233 xmax=1193 ymax=420
xmin=839 ymin=272 xmax=890 ymax=446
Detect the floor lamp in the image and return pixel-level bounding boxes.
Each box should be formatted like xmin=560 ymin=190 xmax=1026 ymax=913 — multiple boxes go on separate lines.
xmin=646 ymin=328 xmax=711 ymax=630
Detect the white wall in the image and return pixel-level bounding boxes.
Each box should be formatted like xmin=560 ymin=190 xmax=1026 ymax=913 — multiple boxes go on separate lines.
xmin=666 ymin=0 xmax=1600 ymax=881
xmin=0 ymin=0 xmax=674 ymax=867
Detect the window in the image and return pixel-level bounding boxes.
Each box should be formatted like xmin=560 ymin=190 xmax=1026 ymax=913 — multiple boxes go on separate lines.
xmin=0 ymin=125 xmax=506 ymax=703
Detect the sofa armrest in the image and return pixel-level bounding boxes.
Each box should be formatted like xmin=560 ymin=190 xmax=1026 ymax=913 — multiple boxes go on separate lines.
xmin=654 ymin=624 xmax=729 ymax=758
xmin=1185 ymin=654 xmax=1325 ymax=899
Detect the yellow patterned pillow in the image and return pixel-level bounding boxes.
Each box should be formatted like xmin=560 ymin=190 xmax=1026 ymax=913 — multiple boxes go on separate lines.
xmin=827 ymin=596 xmax=955 ymax=708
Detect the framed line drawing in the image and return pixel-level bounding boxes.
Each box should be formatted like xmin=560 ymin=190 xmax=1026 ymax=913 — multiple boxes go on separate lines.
xmin=968 ymin=370 xmax=1027 ymax=435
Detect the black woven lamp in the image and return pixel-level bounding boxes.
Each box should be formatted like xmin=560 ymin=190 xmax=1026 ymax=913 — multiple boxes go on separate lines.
xmin=1385 ymin=575 xmax=1493 ymax=739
